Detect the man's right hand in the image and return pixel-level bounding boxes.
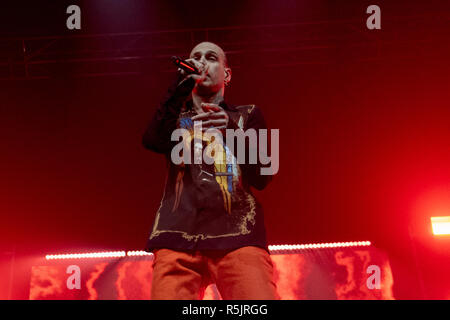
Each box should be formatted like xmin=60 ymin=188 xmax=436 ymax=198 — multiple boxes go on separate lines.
xmin=177 ymin=58 xmax=208 ymax=87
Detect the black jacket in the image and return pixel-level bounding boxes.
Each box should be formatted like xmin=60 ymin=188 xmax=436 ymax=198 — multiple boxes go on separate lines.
xmin=142 ymin=76 xmax=273 ymax=252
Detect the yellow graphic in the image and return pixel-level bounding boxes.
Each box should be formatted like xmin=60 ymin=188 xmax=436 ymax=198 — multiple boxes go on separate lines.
xmin=174 ymin=127 xmax=233 ymax=214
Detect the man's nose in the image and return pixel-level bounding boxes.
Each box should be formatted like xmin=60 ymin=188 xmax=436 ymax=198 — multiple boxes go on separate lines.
xmin=199 ymin=56 xmax=207 ymax=65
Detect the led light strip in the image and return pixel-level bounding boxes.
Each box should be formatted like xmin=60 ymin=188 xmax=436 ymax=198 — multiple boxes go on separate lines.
xmin=268 ymin=241 xmax=371 ymax=252
xmin=45 ymin=251 xmax=126 ymax=260
xmin=127 ymin=250 xmax=154 ymax=257
xmin=45 ymin=241 xmax=372 ymax=260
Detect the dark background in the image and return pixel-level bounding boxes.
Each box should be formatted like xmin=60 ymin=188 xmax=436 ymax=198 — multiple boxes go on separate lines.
xmin=1 ymin=0 xmax=450 ymax=299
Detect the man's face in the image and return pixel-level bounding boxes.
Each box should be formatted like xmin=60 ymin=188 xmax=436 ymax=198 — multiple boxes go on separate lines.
xmin=189 ymin=42 xmax=230 ymax=93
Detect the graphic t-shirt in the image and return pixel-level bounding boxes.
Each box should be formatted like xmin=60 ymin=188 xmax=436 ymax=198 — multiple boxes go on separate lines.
xmin=142 ymin=76 xmax=272 ymax=253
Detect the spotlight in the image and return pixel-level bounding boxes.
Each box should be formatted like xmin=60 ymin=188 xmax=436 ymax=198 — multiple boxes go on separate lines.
xmin=431 ymin=216 xmax=450 ymax=236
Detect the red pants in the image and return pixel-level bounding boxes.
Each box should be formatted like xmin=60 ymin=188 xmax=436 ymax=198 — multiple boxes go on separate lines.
xmin=151 ymin=245 xmax=279 ymax=300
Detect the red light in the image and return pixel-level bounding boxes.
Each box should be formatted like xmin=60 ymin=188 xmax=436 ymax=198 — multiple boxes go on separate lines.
xmin=179 ymin=61 xmax=195 ymax=72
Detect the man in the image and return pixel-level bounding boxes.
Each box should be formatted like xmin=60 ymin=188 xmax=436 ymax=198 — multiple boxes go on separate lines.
xmin=142 ymin=41 xmax=279 ymax=300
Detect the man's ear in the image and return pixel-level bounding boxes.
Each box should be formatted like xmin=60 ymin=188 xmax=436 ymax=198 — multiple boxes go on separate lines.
xmin=224 ymin=67 xmax=232 ymax=85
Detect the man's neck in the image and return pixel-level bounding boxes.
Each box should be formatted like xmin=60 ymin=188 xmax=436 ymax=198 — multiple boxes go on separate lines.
xmin=192 ymin=89 xmax=224 ymax=114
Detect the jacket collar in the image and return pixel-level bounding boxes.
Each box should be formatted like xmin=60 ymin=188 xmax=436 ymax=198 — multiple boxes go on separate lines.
xmin=219 ymin=100 xmax=238 ymax=112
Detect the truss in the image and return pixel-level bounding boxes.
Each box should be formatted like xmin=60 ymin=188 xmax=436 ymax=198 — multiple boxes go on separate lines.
xmin=1 ymin=14 xmax=448 ymax=80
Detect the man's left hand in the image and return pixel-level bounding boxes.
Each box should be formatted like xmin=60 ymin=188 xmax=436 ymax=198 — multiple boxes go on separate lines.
xmin=191 ymin=103 xmax=229 ymax=131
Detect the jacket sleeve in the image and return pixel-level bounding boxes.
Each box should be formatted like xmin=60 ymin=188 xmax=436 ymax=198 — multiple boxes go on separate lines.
xmin=241 ymin=106 xmax=274 ymax=190
xmin=142 ymin=75 xmax=195 ymax=154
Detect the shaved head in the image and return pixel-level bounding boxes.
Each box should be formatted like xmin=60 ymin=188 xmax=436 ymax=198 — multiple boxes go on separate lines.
xmin=190 ymin=41 xmax=228 ymax=67
xmin=187 ymin=41 xmax=232 ymax=101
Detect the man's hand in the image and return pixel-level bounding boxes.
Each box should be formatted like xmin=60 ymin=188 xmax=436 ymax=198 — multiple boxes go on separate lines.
xmin=177 ymin=58 xmax=208 ymax=86
xmin=191 ymin=103 xmax=229 ymax=131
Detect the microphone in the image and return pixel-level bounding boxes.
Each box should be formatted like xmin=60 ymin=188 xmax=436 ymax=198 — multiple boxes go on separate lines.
xmin=171 ymin=56 xmax=200 ymax=75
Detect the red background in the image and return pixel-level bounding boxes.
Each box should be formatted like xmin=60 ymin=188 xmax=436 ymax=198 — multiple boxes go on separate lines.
xmin=1 ymin=0 xmax=449 ymax=299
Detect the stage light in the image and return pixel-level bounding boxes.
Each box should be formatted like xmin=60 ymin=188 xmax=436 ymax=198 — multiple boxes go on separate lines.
xmin=45 ymin=251 xmax=126 ymax=260
xmin=127 ymin=250 xmax=153 ymax=257
xmin=44 ymin=241 xmax=372 ymax=260
xmin=268 ymin=241 xmax=371 ymax=252
xmin=431 ymin=216 xmax=450 ymax=235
